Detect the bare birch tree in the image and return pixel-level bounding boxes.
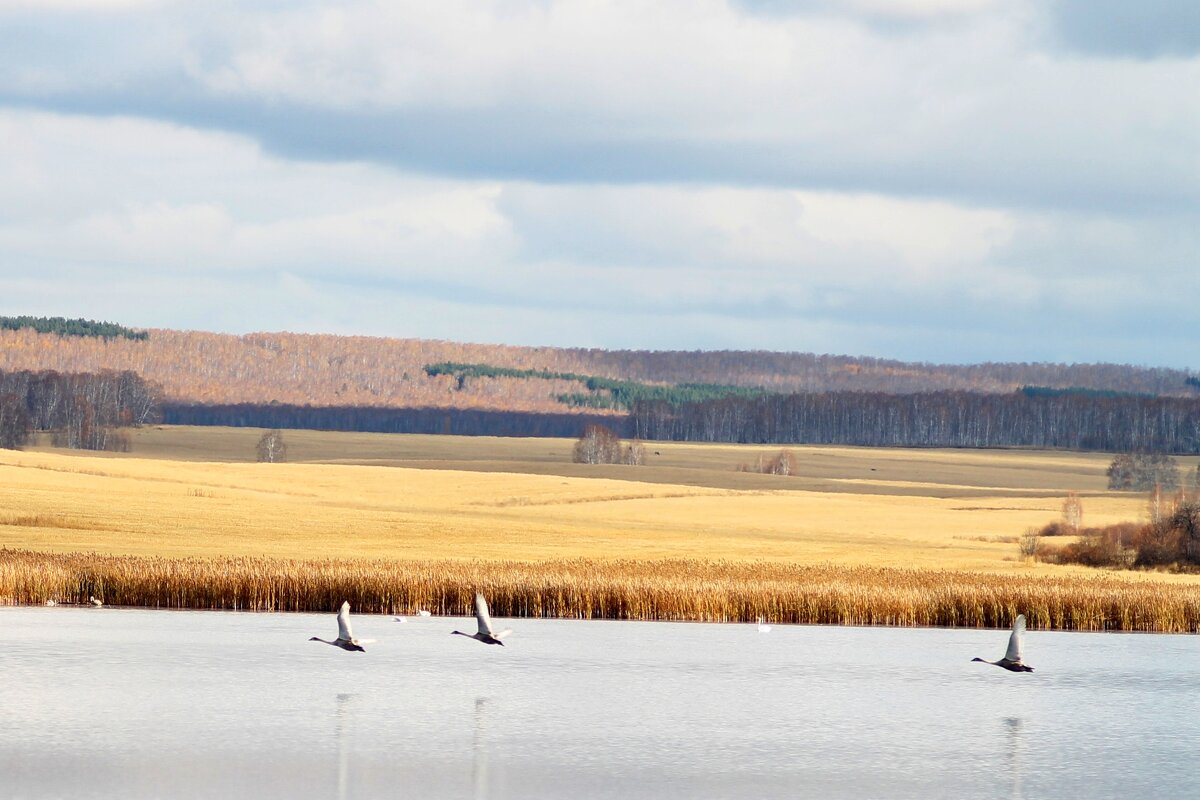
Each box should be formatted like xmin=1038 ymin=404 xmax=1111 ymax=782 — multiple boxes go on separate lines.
xmin=256 ymin=429 xmax=287 ymax=463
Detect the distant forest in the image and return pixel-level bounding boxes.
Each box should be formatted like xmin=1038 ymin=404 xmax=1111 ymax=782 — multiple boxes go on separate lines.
xmin=0 ymin=369 xmax=160 ymax=450
xmin=1 ymin=327 xmax=1197 ymax=412
xmin=0 ymin=316 xmax=148 ymax=341
xmin=424 ymin=362 xmax=767 ymax=410
xmin=162 ymin=403 xmax=627 ymax=439
xmin=162 ymin=390 xmax=1200 ymax=453
xmin=631 ymin=391 xmax=1200 ymax=453
xmin=5 ymin=324 xmax=1200 ymax=453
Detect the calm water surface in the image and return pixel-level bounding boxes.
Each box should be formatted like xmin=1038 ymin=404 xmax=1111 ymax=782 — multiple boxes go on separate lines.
xmin=2 ymin=607 xmax=1199 ymax=799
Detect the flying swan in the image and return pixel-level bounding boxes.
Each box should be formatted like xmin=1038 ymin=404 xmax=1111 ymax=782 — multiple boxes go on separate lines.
xmin=452 ymin=593 xmax=512 ymax=646
xmin=972 ymin=614 xmax=1034 ymax=672
xmin=310 ymin=601 xmax=373 ymax=652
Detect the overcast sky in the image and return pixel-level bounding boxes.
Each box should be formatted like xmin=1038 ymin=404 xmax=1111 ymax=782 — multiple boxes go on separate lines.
xmin=0 ymin=0 xmax=1197 ymax=367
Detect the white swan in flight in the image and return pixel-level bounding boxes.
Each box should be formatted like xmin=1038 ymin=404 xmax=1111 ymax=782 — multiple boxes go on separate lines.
xmin=310 ymin=601 xmax=373 ymax=652
xmin=452 ymin=593 xmax=512 ymax=646
xmin=972 ymin=614 xmax=1034 ymax=672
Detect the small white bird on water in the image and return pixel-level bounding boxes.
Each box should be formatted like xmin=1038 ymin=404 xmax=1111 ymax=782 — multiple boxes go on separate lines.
xmin=972 ymin=614 xmax=1034 ymax=672
xmin=417 ymin=610 xmax=432 ymax=617
xmin=310 ymin=601 xmax=374 ymax=652
xmin=452 ymin=593 xmax=512 ymax=646
xmin=757 ymin=617 xmax=771 ymax=633
xmin=89 ymin=596 xmax=103 ymax=607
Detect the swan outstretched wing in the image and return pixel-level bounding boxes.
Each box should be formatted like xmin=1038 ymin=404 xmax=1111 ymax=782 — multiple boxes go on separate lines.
xmin=493 ymin=628 xmax=513 ymax=640
xmin=337 ymin=601 xmax=354 ymax=641
xmin=474 ymin=593 xmax=495 ymax=636
xmin=1005 ymin=614 xmax=1026 ymax=662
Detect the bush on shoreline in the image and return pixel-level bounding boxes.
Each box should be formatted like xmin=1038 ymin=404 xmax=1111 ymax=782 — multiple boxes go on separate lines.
xmin=1030 ymin=493 xmax=1200 ymax=571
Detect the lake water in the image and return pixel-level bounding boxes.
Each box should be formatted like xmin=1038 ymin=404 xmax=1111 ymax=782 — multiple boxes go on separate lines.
xmin=2 ymin=607 xmax=1199 ymax=799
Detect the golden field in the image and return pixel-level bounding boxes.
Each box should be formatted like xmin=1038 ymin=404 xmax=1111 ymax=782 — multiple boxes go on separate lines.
xmin=3 ymin=425 xmax=1199 ymax=629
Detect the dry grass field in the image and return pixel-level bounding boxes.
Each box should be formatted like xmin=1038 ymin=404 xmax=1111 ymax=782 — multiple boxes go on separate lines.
xmin=1 ymin=425 xmax=1163 ymax=570
xmin=4 ymin=426 xmax=1200 ymax=628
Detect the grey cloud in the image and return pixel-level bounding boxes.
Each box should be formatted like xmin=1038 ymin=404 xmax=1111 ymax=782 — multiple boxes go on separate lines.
xmin=8 ymin=86 xmax=1197 ymax=218
xmin=1 ymin=2 xmax=1197 ymax=215
xmin=1048 ymin=0 xmax=1200 ymax=59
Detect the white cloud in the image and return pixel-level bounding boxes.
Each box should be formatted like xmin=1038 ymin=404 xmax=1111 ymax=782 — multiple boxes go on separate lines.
xmin=0 ymin=110 xmax=514 ymax=276
xmin=2 ymin=1 xmax=1197 ymax=212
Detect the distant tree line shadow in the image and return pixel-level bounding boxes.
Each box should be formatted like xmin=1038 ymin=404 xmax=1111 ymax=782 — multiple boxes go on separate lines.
xmin=164 ymin=389 xmax=1200 ymax=454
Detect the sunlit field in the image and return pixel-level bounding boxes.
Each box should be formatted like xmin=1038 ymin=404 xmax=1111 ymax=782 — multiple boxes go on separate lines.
xmin=0 ymin=425 xmax=1157 ymax=570
xmin=4 ymin=426 xmax=1199 ymax=629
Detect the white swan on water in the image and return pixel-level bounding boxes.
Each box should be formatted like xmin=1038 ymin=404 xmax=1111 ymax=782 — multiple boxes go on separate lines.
xmin=452 ymin=593 xmax=512 ymax=646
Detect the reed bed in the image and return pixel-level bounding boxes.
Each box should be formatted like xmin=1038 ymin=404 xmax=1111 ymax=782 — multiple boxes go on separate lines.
xmin=5 ymin=548 xmax=1200 ymax=632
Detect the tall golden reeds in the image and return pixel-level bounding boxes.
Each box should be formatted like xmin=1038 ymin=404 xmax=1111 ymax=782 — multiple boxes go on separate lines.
xmin=5 ymin=548 xmax=1200 ymax=632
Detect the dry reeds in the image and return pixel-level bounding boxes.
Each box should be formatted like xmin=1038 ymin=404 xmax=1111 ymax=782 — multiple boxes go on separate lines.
xmin=5 ymin=548 xmax=1200 ymax=632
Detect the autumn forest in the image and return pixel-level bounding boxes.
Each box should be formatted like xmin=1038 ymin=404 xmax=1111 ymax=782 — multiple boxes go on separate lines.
xmin=3 ymin=318 xmax=1200 ymax=452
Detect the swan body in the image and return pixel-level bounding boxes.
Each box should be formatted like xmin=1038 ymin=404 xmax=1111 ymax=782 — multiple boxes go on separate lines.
xmin=973 ymin=614 xmax=1034 ymax=672
xmin=452 ymin=593 xmax=512 ymax=646
xmin=757 ymin=617 xmax=771 ymax=633
xmin=417 ymin=610 xmax=432 ymax=617
xmin=310 ymin=601 xmax=372 ymax=652
xmin=89 ymin=596 xmax=103 ymax=607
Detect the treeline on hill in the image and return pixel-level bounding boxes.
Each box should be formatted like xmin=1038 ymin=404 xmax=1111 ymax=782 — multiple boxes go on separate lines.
xmin=0 ymin=370 xmax=160 ymax=450
xmin=3 ymin=327 xmax=1198 ymax=412
xmin=0 ymin=316 xmax=148 ymax=341
xmin=630 ymin=391 xmax=1200 ymax=453
xmin=425 ymin=362 xmax=767 ymax=410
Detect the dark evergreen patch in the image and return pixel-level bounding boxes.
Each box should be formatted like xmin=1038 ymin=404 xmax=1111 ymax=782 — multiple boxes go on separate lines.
xmin=0 ymin=316 xmax=148 ymax=341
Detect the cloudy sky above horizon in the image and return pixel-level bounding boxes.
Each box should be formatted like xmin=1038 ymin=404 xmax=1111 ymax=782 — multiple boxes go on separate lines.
xmin=0 ymin=0 xmax=1197 ymax=366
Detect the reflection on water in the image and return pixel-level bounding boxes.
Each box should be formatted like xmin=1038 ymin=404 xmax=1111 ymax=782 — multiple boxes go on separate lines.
xmin=336 ymin=693 xmax=356 ymax=800
xmin=473 ymin=698 xmax=490 ymax=800
xmin=1003 ymin=717 xmax=1024 ymax=800
xmin=3 ymin=608 xmax=1200 ymax=799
